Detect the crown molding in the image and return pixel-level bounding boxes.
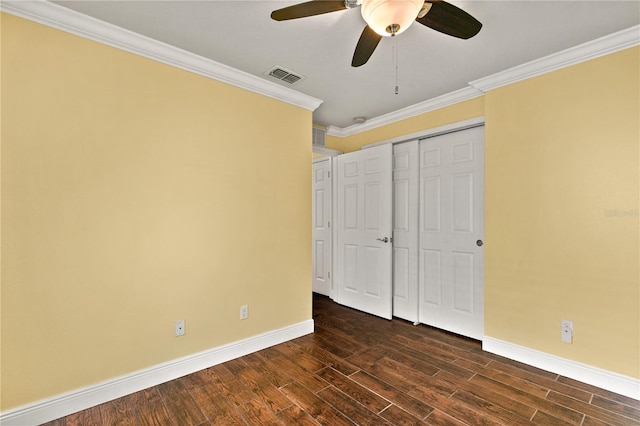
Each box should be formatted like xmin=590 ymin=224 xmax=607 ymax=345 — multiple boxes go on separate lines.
xmin=328 ymin=24 xmax=639 ymax=137
xmin=0 ymin=0 xmax=323 ymax=112
xmin=313 ymin=146 xmax=342 ymax=157
xmin=470 ymin=24 xmax=640 ymax=92
xmin=3 ymin=2 xmax=636 ymax=134
xmin=326 ymin=86 xmax=483 ymax=137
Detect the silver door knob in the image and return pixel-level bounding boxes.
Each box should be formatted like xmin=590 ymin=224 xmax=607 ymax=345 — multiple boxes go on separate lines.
xmin=476 ymin=239 xmax=484 ymax=247
xmin=377 ymin=237 xmax=390 ymax=243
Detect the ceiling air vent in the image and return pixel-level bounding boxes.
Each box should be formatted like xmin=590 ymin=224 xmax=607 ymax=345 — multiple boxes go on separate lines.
xmin=266 ymin=66 xmax=304 ymax=85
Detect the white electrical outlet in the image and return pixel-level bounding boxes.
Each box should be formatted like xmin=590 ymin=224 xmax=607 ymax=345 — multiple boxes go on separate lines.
xmin=175 ymin=320 xmax=185 ymax=336
xmin=240 ymin=305 xmax=248 ymax=320
xmin=561 ymin=319 xmax=573 ymax=344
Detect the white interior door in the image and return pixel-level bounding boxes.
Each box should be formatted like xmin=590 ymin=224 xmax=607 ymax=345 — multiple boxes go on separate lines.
xmin=392 ymin=141 xmax=419 ymax=323
xmin=419 ymin=126 xmax=485 ymax=339
xmin=312 ymin=158 xmax=332 ymax=296
xmin=336 ymin=144 xmax=393 ymax=319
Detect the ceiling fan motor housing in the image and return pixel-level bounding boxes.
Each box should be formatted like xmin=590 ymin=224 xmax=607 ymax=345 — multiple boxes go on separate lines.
xmin=344 ymin=0 xmax=362 ymax=9
xmin=361 ymin=0 xmax=424 ymax=36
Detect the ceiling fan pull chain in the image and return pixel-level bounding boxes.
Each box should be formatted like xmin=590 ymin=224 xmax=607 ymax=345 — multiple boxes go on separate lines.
xmin=394 ymin=35 xmax=399 ymax=95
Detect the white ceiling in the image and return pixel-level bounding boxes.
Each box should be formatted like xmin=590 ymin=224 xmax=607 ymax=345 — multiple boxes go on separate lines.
xmin=52 ymin=0 xmax=639 ymax=129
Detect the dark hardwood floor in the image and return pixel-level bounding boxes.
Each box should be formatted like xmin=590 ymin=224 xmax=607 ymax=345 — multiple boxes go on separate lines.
xmin=44 ymin=294 xmax=639 ymax=425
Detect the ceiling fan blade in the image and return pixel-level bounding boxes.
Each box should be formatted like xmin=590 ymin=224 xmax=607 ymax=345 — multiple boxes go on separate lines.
xmin=415 ymin=0 xmax=482 ymax=39
xmin=352 ymin=25 xmax=382 ymax=67
xmin=271 ymin=0 xmax=347 ymax=21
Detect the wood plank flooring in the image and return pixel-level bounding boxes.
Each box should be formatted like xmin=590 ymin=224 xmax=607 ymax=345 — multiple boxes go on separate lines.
xmin=44 ymin=294 xmax=639 ymax=425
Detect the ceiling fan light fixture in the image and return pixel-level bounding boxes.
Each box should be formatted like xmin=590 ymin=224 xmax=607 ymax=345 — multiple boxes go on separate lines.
xmin=361 ymin=0 xmax=424 ymax=36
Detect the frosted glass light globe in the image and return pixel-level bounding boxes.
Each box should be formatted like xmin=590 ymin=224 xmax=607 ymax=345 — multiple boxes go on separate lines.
xmin=361 ymin=0 xmax=424 ymax=37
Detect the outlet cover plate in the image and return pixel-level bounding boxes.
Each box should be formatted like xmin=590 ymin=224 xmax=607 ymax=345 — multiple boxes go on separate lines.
xmin=175 ymin=320 xmax=185 ymax=336
xmin=561 ymin=319 xmax=573 ymax=344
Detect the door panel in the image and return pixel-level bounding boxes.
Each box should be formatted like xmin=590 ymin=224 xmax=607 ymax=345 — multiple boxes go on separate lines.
xmin=344 ymin=244 xmax=358 ymax=292
xmin=419 ymin=126 xmax=484 ymax=339
xmin=422 ymin=177 xmax=441 ymax=231
xmin=393 ymin=247 xmax=409 ymax=299
xmin=344 ymin=185 xmax=358 ymax=229
xmin=365 ymin=182 xmax=381 ymax=230
xmin=312 ymin=159 xmax=332 ymax=296
xmin=422 ymin=249 xmax=442 ymax=305
xmin=392 ymin=141 xmax=419 ymax=322
xmin=336 ymin=144 xmax=393 ymax=319
xmin=314 ymin=240 xmax=325 ymax=282
xmin=365 ymin=247 xmax=382 ymax=296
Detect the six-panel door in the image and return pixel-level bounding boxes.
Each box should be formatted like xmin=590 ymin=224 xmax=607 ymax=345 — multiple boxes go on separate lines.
xmin=392 ymin=141 xmax=420 ymax=323
xmin=419 ymin=126 xmax=485 ymax=339
xmin=312 ymin=158 xmax=332 ymax=296
xmin=336 ymin=144 xmax=393 ymax=319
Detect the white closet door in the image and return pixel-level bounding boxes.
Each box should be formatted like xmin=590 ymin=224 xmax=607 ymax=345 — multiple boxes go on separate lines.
xmin=312 ymin=158 xmax=332 ymax=296
xmin=336 ymin=144 xmax=393 ymax=319
xmin=392 ymin=141 xmax=419 ymax=323
xmin=419 ymin=126 xmax=485 ymax=339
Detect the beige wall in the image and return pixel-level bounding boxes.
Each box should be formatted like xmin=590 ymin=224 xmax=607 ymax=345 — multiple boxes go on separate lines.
xmin=484 ymin=47 xmax=639 ymax=377
xmin=326 ymin=47 xmax=640 ymax=379
xmin=1 ymin=13 xmax=312 ymax=409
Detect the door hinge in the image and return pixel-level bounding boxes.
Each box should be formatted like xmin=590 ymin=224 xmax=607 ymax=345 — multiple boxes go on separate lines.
xmin=327 ymin=271 xmax=331 ymax=279
xmin=328 ymin=171 xmax=331 ymax=178
xmin=328 ymin=221 xmax=331 ymax=228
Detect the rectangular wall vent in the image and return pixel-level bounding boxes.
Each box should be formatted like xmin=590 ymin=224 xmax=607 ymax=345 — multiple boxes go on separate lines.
xmin=313 ymin=127 xmax=326 ymax=147
xmin=266 ymin=66 xmax=304 ymax=85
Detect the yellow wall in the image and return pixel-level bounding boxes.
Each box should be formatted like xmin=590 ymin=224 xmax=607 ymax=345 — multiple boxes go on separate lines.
xmin=484 ymin=47 xmax=639 ymax=377
xmin=325 ymin=135 xmax=342 ymax=152
xmin=326 ymin=47 xmax=639 ymax=379
xmin=1 ymin=13 xmax=312 ymax=410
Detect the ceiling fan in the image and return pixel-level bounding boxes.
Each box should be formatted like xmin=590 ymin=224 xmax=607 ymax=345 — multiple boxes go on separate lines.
xmin=271 ymin=0 xmax=482 ymax=67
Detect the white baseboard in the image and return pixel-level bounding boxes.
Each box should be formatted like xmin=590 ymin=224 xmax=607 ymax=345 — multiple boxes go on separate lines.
xmin=0 ymin=320 xmax=314 ymax=425
xmin=483 ymin=336 xmax=640 ymax=401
